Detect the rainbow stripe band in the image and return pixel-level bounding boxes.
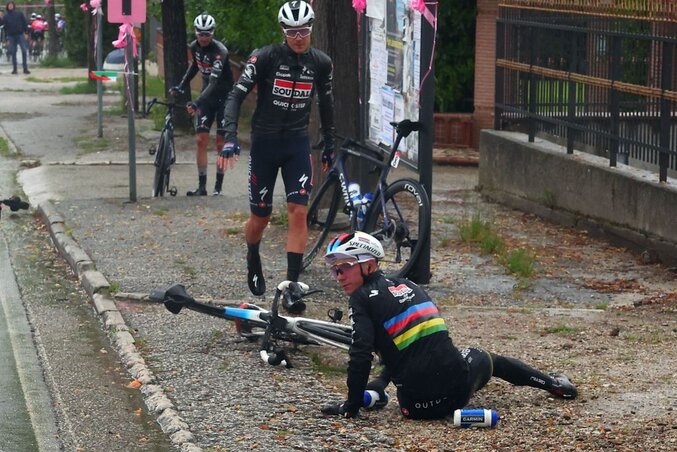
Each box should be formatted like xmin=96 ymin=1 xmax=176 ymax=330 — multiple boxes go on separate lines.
xmin=384 ymin=301 xmax=447 ymax=350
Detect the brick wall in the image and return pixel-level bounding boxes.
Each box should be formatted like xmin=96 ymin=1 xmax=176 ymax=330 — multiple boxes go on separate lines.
xmin=473 ymin=0 xmax=499 ymax=147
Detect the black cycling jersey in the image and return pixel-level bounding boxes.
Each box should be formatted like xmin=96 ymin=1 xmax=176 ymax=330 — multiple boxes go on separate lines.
xmin=344 ymin=271 xmax=469 ymax=413
xmin=223 ymin=42 xmax=335 ymax=148
xmin=177 ymin=39 xmax=233 ymax=105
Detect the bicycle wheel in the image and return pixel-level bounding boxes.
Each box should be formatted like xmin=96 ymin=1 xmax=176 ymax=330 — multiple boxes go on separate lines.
xmin=302 ymin=175 xmax=343 ymax=270
xmin=362 ymin=178 xmax=430 ymax=279
xmin=152 ymin=132 xmax=168 ymax=197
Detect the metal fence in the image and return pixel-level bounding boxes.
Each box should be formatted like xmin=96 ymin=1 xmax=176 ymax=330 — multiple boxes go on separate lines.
xmin=495 ymin=0 xmax=677 ymax=182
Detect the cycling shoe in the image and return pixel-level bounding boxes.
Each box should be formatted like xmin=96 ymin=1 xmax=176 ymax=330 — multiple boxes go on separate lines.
xmin=547 ymin=372 xmax=578 ymax=399
xmin=247 ymin=249 xmax=266 ymax=296
xmin=186 ymin=186 xmax=207 ymax=196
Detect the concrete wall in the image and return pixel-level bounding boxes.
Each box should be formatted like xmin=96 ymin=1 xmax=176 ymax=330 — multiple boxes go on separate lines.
xmin=479 ymin=130 xmax=677 ymax=265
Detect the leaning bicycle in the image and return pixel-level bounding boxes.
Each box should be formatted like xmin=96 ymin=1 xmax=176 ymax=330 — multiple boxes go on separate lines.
xmin=304 ymin=119 xmax=430 ymax=279
xmin=145 ymin=94 xmax=179 ymax=197
xmin=151 ymin=281 xmax=352 ymax=368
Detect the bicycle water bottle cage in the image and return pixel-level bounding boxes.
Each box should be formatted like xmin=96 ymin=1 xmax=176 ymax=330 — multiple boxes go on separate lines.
xmin=327 ymin=308 xmax=343 ymax=323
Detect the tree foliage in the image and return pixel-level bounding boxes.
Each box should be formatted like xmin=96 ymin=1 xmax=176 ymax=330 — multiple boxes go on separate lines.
xmin=178 ymin=0 xmax=282 ymax=58
xmin=435 ymin=0 xmax=476 ymax=112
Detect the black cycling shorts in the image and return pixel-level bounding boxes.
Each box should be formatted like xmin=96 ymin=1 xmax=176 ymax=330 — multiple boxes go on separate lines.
xmin=195 ymin=97 xmax=226 ymax=135
xmin=398 ymin=348 xmax=493 ymax=420
xmin=248 ymin=134 xmax=313 ymax=217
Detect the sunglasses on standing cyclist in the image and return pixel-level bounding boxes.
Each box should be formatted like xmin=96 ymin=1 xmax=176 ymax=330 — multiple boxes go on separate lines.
xmin=196 ymin=31 xmax=213 ymax=38
xmin=282 ymin=26 xmax=312 ymax=39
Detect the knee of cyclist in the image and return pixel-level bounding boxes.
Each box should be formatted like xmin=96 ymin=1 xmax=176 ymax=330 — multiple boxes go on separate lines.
xmin=196 ymin=134 xmax=210 ymax=147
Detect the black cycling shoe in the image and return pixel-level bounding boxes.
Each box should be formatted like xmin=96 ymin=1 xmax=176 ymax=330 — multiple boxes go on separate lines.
xmin=247 ymin=249 xmax=266 ymax=296
xmin=186 ymin=186 xmax=207 ymax=196
xmin=547 ymin=372 xmax=578 ymax=399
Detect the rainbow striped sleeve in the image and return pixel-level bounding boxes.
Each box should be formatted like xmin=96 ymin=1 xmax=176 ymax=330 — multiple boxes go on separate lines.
xmin=383 ymin=301 xmax=447 ymax=351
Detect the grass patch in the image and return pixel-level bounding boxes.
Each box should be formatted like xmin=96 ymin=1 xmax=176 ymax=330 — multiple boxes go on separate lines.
xmin=544 ymin=325 xmax=580 ymax=335
xmin=60 ymin=82 xmax=97 ymax=95
xmin=153 ymin=208 xmax=169 ymax=217
xmin=174 ymin=258 xmax=197 ymax=278
xmin=74 ymin=134 xmax=110 ymax=154
xmin=594 ymin=302 xmax=609 ymax=310
xmin=0 ymin=137 xmax=11 ymax=157
xmin=109 ymin=281 xmax=120 ymax=294
xmin=224 ymin=227 xmax=241 ymax=235
xmin=40 ymin=56 xmax=80 ymax=68
xmin=26 ymin=75 xmax=87 ymax=83
xmin=270 ymin=209 xmax=288 ymax=226
xmin=440 ymin=215 xmax=455 ymax=224
xmin=308 ymin=352 xmax=346 ymax=375
xmin=504 ymin=249 xmax=535 ymax=277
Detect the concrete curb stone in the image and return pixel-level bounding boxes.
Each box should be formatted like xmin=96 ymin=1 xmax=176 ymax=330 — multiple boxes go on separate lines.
xmin=37 ymin=200 xmax=203 ymax=451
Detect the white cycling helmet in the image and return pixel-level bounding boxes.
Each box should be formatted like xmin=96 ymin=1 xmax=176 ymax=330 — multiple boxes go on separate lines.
xmin=193 ymin=14 xmax=215 ymax=32
xmin=324 ymin=232 xmax=385 ymax=265
xmin=278 ymin=1 xmax=314 ymax=28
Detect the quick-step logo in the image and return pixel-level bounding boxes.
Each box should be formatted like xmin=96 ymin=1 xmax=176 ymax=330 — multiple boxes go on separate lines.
xmin=272 ymin=79 xmax=312 ymax=98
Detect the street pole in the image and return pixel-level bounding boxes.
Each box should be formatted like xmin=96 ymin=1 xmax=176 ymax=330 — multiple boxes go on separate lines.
xmin=96 ymin=12 xmax=103 ymax=138
xmin=126 ymin=38 xmax=137 ymax=202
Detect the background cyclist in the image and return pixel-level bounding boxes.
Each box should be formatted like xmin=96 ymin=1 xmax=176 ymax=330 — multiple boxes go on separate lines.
xmin=217 ymin=1 xmax=336 ymax=296
xmin=170 ymin=13 xmax=234 ymax=197
xmin=321 ymin=231 xmax=578 ymax=419
xmin=0 ymin=1 xmax=30 ymax=74
xmin=29 ymin=13 xmax=47 ymax=57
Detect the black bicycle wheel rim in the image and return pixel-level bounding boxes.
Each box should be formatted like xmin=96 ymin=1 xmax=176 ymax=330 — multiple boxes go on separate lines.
xmin=152 ymin=133 xmax=168 ymax=197
xmin=363 ymin=178 xmax=430 ymax=279
xmin=302 ymin=176 xmax=341 ymax=270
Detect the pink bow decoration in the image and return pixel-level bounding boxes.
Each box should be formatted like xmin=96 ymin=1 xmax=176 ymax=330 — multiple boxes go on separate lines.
xmin=410 ymin=0 xmax=437 ymax=28
xmin=113 ymin=23 xmax=138 ymax=58
xmin=89 ymin=0 xmax=102 ymax=15
xmin=80 ymin=2 xmax=88 ymax=12
xmin=352 ymin=0 xmax=366 ymax=13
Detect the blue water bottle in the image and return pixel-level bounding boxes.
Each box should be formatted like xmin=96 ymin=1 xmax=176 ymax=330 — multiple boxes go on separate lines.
xmin=452 ymin=408 xmax=500 ymax=428
xmin=363 ymin=389 xmax=389 ymax=408
xmin=348 ymin=182 xmax=361 ymax=221
xmin=358 ymin=192 xmax=373 ymax=229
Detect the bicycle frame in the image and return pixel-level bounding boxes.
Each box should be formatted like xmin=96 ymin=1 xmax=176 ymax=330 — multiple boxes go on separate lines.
xmin=151 ymin=281 xmax=352 ymax=368
xmin=146 ymin=97 xmax=178 ymax=197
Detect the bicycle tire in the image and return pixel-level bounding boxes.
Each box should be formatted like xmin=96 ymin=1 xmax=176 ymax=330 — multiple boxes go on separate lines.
xmin=152 ymin=132 xmax=168 ymax=197
xmin=362 ymin=178 xmax=430 ymax=279
xmin=302 ymin=175 xmax=343 ymax=270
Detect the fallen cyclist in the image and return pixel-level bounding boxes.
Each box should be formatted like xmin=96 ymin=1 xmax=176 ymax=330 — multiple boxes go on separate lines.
xmin=320 ymin=231 xmax=577 ymax=419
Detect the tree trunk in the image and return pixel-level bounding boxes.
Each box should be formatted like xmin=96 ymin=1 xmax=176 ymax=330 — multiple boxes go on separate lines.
xmin=161 ymin=0 xmax=192 ymax=130
xmin=311 ymin=1 xmax=360 ymax=186
xmin=46 ymin=2 xmax=57 ymax=57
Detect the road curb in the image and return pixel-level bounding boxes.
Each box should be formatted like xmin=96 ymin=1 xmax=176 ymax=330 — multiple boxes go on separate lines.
xmin=36 ymin=200 xmax=202 ymax=451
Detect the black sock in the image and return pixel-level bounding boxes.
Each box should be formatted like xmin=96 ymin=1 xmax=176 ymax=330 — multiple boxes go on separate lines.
xmin=286 ymin=252 xmax=303 ymax=282
xmin=491 ymin=353 xmax=554 ymax=390
xmin=198 ymin=174 xmax=207 ymax=189
xmin=247 ymin=241 xmax=260 ymax=256
xmin=215 ymin=172 xmax=224 ymax=192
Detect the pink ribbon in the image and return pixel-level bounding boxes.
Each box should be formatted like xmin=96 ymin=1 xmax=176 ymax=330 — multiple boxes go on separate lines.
xmin=411 ymin=0 xmax=437 ymax=28
xmin=79 ymin=2 xmax=88 ymax=12
xmin=113 ymin=23 xmax=138 ymax=58
xmin=352 ymin=0 xmax=366 ymax=14
xmin=89 ymin=0 xmax=102 ymax=15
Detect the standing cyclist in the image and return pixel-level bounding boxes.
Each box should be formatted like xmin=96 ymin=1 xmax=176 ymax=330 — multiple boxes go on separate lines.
xmin=170 ymin=14 xmax=234 ymax=196
xmin=320 ymin=232 xmax=578 ymax=419
xmin=218 ymin=0 xmax=336 ymax=296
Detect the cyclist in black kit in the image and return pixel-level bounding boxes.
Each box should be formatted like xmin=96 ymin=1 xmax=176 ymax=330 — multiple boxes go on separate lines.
xmin=217 ymin=1 xmax=335 ymax=296
xmin=170 ymin=14 xmax=234 ymax=196
xmin=320 ymin=232 xmax=578 ymax=419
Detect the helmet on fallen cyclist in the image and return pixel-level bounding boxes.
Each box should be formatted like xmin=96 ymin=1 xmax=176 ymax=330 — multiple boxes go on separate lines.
xmin=193 ymin=14 xmax=215 ymax=33
xmin=324 ymin=231 xmax=384 ymax=266
xmin=278 ymin=1 xmax=314 ymax=28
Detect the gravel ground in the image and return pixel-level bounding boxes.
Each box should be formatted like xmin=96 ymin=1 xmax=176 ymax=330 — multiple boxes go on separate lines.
xmin=55 ymin=168 xmax=677 ymax=450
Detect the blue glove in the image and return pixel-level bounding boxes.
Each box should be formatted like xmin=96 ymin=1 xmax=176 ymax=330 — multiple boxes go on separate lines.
xmin=220 ymin=140 xmax=241 ymax=159
xmin=320 ymin=401 xmax=358 ymax=418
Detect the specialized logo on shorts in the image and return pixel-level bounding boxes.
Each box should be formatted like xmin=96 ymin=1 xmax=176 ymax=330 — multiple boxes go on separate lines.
xmin=388 ymin=284 xmax=413 ymax=298
xmin=299 ymin=173 xmax=309 ymax=188
xmin=272 ymin=79 xmax=312 ymax=99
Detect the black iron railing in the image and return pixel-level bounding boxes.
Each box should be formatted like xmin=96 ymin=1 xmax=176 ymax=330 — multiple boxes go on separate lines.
xmin=495 ymin=1 xmax=677 ymax=182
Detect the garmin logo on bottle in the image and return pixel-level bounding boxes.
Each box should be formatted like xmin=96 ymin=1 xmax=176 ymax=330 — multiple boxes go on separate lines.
xmin=272 ymin=79 xmax=312 ymax=98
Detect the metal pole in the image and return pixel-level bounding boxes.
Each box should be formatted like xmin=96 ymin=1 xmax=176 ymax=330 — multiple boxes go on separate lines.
xmin=96 ymin=12 xmax=103 ymax=138
xmin=409 ymin=3 xmax=435 ymax=285
xmin=126 ymin=37 xmax=137 ymax=202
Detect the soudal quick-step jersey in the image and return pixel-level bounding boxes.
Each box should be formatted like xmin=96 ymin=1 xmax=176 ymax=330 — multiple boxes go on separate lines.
xmin=223 ymin=43 xmax=335 ymax=145
xmin=178 ymin=39 xmax=234 ymax=104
